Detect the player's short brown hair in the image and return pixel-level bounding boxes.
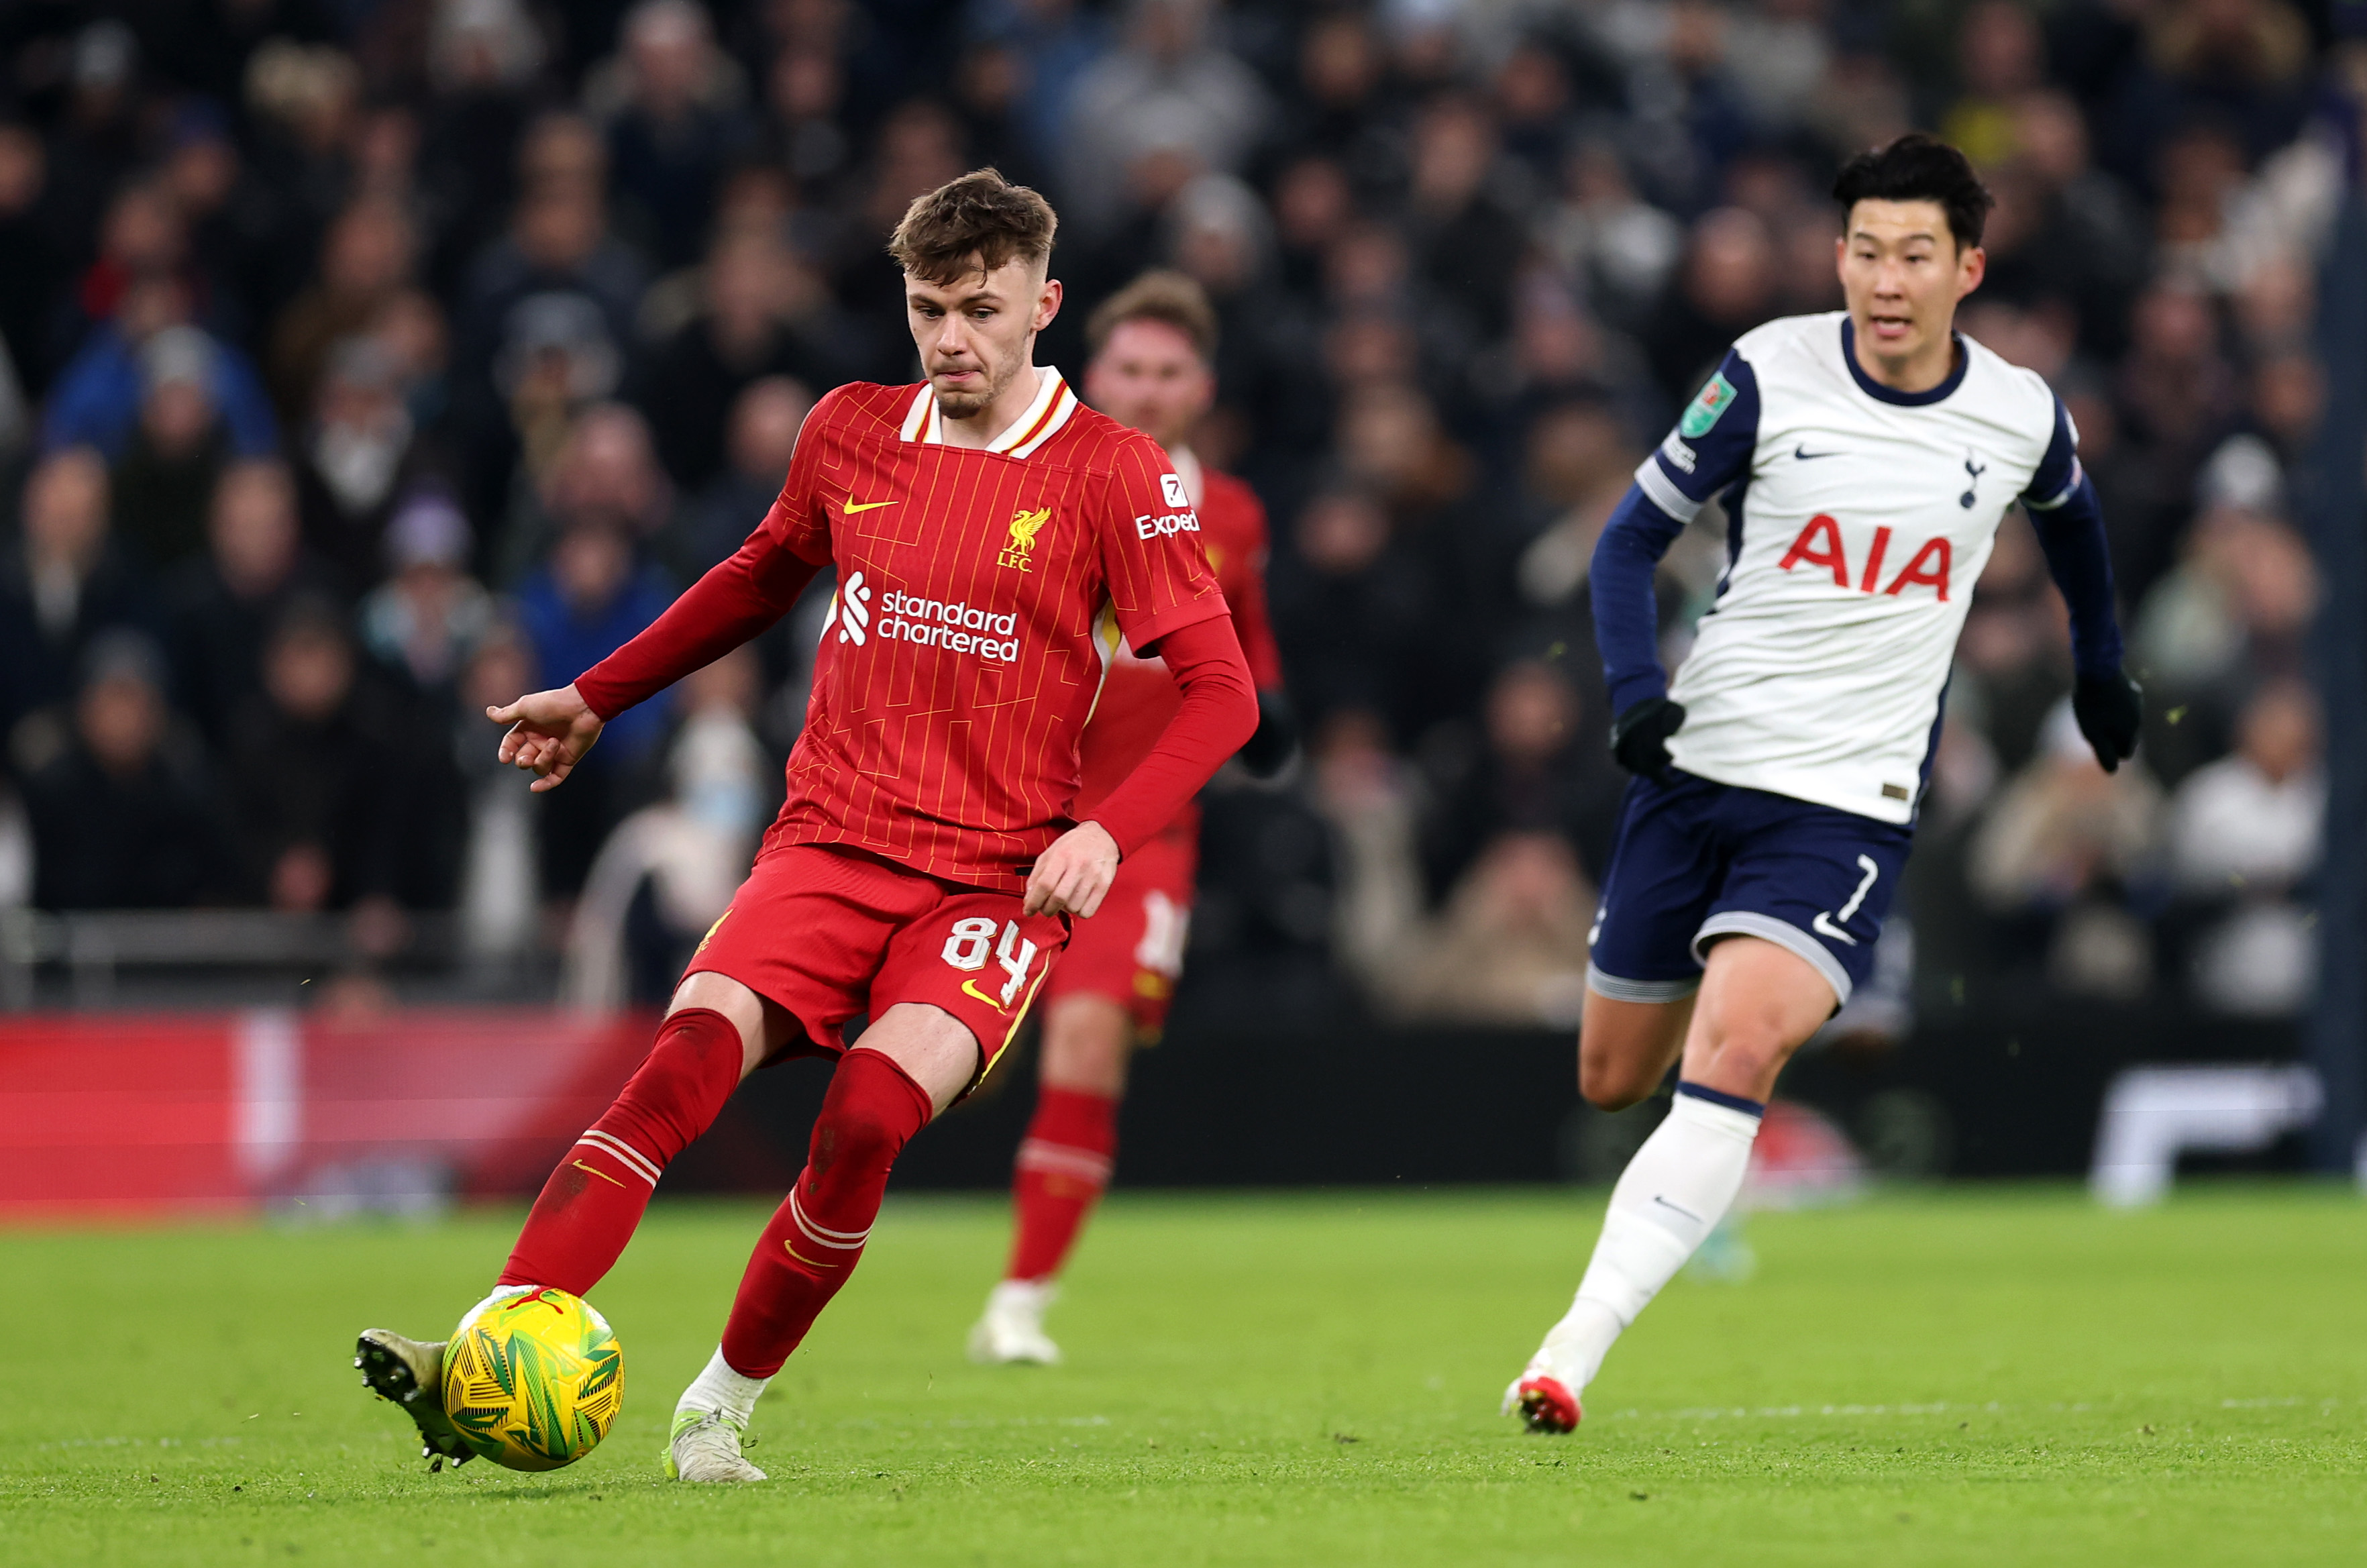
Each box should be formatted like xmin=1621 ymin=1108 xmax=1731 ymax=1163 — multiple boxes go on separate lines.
xmin=886 ymin=168 xmax=1058 ymax=282
xmin=1085 ymin=270 xmax=1218 ymax=362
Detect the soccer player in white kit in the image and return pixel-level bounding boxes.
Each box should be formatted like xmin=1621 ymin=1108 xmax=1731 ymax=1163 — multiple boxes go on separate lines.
xmin=1506 ymin=134 xmax=2143 ymax=1432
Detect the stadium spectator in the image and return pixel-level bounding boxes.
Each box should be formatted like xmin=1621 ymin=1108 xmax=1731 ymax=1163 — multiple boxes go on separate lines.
xmin=1059 ymin=0 xmax=1271 ymax=238
xmin=592 ymin=0 xmax=755 ymax=270
xmin=107 ymin=325 xmax=240 ymax=572
xmin=1419 ymin=659 xmax=1622 ymax=898
xmin=268 ymin=199 xmax=419 ymax=426
xmin=632 ymin=230 xmax=851 ymax=494
xmin=20 ymin=631 xmax=234 ymax=910
xmin=295 ymin=337 xmax=454 ymax=595
xmin=1968 ymin=702 xmax=2166 ymax=1000
xmin=223 ymin=598 xmax=413 ymax=912
xmin=43 ymin=276 xmax=279 ymax=466
xmin=0 ymin=448 xmax=154 ymax=735
xmin=676 ymin=376 xmax=811 ymax=578
xmin=165 ymin=459 xmax=329 ymax=749
xmin=358 ymin=486 xmax=494 ymax=721
xmin=2168 ymin=677 xmax=2324 ymax=1014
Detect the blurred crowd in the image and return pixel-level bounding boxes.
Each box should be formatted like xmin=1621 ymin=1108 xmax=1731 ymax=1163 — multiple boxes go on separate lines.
xmin=0 ymin=0 xmax=2356 ymax=1025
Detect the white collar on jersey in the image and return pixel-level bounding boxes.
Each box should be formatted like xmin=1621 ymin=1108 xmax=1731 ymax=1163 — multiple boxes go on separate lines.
xmin=899 ymin=366 xmax=1080 ymax=458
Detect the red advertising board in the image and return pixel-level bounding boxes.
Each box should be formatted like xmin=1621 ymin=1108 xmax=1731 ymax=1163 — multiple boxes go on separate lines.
xmin=0 ymin=1010 xmax=656 ymax=1220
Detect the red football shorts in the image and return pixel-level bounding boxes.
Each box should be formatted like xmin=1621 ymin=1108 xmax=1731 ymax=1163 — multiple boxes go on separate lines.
xmin=1040 ymin=827 xmax=1196 ymax=1035
xmin=684 ymin=843 xmax=1067 ymax=1085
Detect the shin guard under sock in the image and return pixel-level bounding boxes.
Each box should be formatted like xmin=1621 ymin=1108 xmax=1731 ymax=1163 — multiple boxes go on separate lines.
xmin=498 ymin=1007 xmax=745 ymax=1296
xmin=1542 ymin=1083 xmax=1763 ymax=1392
xmin=1005 ymin=1086 xmax=1119 ymax=1283
xmin=717 ymin=1048 xmax=935 ymax=1378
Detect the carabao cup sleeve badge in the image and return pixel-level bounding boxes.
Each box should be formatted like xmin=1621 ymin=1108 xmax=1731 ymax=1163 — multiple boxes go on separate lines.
xmin=1680 ymin=371 xmax=1737 ymax=439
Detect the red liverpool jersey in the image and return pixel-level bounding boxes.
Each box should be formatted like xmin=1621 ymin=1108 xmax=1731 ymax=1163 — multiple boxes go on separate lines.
xmin=756 ymin=372 xmax=1226 ymax=892
xmin=1073 ymin=454 xmax=1283 ymax=839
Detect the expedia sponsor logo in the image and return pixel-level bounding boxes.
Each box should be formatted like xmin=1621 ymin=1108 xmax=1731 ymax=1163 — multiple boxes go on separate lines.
xmin=823 ymin=574 xmax=1022 ymax=662
xmin=1135 ymin=509 xmax=1201 ymax=541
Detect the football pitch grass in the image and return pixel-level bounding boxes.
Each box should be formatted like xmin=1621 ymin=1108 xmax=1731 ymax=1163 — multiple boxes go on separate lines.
xmin=4 ymin=1186 xmax=2364 ymax=1566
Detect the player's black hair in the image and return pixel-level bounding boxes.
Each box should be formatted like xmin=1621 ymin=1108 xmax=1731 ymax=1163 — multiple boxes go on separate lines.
xmin=1831 ymin=134 xmax=1995 ymax=250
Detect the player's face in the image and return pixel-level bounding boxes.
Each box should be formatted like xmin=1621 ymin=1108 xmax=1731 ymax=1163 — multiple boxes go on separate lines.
xmin=1082 ymin=319 xmax=1214 ymax=451
xmin=1836 ymin=199 xmax=1985 ymax=366
xmin=906 ymin=260 xmax=1063 ymax=419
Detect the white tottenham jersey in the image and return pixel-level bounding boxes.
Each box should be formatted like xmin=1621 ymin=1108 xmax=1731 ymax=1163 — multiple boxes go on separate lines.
xmin=1634 ymin=311 xmax=2079 ymax=825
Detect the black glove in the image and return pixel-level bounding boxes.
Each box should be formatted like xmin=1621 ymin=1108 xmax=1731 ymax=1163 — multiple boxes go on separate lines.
xmin=1235 ymin=689 xmax=1299 ymax=778
xmin=2072 ymin=668 xmax=2143 ymax=774
xmin=1610 ymin=696 xmax=1686 ymax=783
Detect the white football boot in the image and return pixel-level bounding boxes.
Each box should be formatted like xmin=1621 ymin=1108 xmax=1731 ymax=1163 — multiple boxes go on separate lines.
xmin=966 ymin=1279 xmax=1062 ymax=1365
xmin=355 ymin=1329 xmax=474 ymax=1469
xmin=667 ymin=1410 xmax=768 ymax=1482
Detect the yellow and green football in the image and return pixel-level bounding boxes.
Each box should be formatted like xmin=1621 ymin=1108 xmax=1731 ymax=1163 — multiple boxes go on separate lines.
xmin=442 ymin=1288 xmax=624 ymax=1471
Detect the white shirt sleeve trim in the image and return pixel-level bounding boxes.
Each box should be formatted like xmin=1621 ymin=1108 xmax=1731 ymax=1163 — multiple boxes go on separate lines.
xmin=1635 ymin=456 xmax=1705 ymax=523
xmin=2024 ymin=457 xmax=2084 ymax=511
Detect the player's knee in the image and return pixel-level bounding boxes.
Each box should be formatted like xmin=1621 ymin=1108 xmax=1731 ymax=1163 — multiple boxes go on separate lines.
xmin=1698 ymin=1014 xmax=1800 ymax=1088
xmin=1579 ymin=1052 xmax=1661 ymax=1113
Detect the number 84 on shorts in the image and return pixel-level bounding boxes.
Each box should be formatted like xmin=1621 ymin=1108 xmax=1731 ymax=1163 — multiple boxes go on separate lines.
xmin=942 ymin=917 xmax=1039 ymax=1008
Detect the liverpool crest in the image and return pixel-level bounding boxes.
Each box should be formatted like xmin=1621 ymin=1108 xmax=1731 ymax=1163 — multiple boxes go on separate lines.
xmin=998 ymin=506 xmax=1051 ymax=570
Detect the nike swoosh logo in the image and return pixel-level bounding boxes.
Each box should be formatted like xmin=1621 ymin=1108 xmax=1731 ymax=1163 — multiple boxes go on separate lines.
xmin=844 ymin=499 xmax=898 ymax=513
xmin=1795 ymin=446 xmax=1840 ymax=460
xmin=1652 ymin=1194 xmax=1703 ymax=1223
xmin=572 ymin=1159 xmax=627 ymax=1188
xmin=961 ymin=978 xmax=1008 ymax=1012
xmin=1812 ymin=912 xmax=1859 ymax=946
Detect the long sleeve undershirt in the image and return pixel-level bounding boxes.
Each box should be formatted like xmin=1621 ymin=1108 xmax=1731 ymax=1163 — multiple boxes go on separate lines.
xmin=1589 ymin=484 xmax=1689 ymax=715
xmin=2023 ymin=472 xmax=2124 ymax=677
xmin=574 ymin=529 xmax=824 ymax=720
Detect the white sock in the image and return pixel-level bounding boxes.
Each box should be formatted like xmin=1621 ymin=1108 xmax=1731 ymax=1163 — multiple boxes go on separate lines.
xmin=1539 ymin=1088 xmax=1763 ymax=1392
xmin=677 ymin=1346 xmax=769 ymax=1427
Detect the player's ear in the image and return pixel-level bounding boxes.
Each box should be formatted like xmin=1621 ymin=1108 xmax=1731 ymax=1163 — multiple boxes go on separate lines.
xmin=1033 ymin=274 xmax=1063 ymax=333
xmin=1956 ymin=244 xmax=1986 ymax=300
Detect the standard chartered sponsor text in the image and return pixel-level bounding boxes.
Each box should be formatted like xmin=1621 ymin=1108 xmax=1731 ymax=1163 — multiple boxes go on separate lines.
xmin=878 ymin=588 xmax=1022 ymax=662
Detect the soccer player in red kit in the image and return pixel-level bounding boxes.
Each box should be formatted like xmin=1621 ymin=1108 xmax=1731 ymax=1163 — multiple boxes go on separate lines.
xmin=967 ymin=271 xmax=1290 ymax=1365
xmin=353 ymin=171 xmax=1257 ymax=1483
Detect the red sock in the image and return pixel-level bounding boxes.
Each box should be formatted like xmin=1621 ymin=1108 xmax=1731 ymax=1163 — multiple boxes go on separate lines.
xmin=1005 ymin=1086 xmax=1119 ymax=1284
xmin=498 ymin=1007 xmax=743 ymax=1296
xmin=718 ymin=1048 xmax=934 ymax=1377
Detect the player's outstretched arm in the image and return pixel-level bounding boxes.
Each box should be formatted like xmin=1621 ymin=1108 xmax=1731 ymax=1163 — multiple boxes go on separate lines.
xmin=571 ymin=525 xmax=825 ymax=725
xmin=489 ymin=683 xmax=604 ymax=792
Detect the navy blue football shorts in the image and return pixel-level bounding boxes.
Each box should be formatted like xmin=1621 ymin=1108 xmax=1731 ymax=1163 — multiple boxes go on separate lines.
xmin=1584 ymin=770 xmax=1913 ymax=1007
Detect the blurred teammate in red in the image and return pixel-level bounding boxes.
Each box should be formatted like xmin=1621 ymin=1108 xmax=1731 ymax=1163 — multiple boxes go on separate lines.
xmin=968 ymin=272 xmax=1290 ymax=1365
xmin=354 ymin=172 xmax=1257 ymax=1483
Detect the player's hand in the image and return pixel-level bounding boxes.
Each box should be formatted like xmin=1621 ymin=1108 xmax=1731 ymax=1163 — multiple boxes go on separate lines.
xmin=1610 ymin=696 xmax=1686 ymax=784
xmin=1025 ymin=821 xmax=1120 ymax=918
xmin=488 ymin=683 xmax=604 ymax=793
xmin=2072 ymin=668 xmax=2143 ymax=774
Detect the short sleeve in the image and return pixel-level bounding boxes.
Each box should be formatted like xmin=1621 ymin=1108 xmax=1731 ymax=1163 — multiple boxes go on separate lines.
xmin=755 ymin=390 xmax=841 ymax=565
xmin=1634 ymin=349 xmax=1760 ymax=522
xmin=2022 ymin=395 xmax=2083 ymax=510
xmin=1098 ymin=434 xmax=1228 ymax=649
